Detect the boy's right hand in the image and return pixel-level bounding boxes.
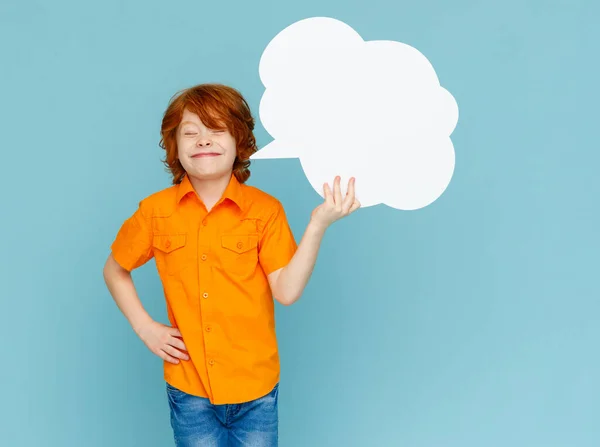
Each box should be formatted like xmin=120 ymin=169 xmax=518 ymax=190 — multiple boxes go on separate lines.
xmin=136 ymin=320 xmax=190 ymax=364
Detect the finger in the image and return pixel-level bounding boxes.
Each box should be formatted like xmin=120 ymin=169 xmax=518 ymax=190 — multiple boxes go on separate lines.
xmin=158 ymin=350 xmax=180 ymax=364
xmin=349 ymin=199 xmax=361 ymax=214
xmin=323 ymin=182 xmax=334 ymax=204
xmin=342 ymin=177 xmax=355 ymax=213
xmin=333 ymin=176 xmax=342 ymax=207
xmin=169 ymin=327 xmax=182 ymax=337
xmin=168 ymin=336 xmax=188 ymax=352
xmin=163 ymin=344 xmax=189 ymax=361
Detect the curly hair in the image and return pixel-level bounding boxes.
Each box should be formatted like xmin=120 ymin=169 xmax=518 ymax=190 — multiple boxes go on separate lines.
xmin=159 ymin=83 xmax=258 ymax=184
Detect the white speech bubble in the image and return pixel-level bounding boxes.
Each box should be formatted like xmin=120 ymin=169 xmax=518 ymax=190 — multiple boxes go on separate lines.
xmin=251 ymin=17 xmax=459 ymax=210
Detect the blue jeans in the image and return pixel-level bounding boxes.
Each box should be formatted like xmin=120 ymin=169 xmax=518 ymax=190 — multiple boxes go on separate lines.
xmin=166 ymin=382 xmax=279 ymax=446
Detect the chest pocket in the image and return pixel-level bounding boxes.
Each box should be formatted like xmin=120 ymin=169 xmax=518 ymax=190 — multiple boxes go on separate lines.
xmin=220 ymin=234 xmax=259 ymax=277
xmin=152 ymin=233 xmax=191 ymax=275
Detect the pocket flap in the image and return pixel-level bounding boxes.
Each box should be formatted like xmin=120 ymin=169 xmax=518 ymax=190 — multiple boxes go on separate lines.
xmin=153 ymin=234 xmax=186 ymax=253
xmin=221 ymin=234 xmax=258 ymax=254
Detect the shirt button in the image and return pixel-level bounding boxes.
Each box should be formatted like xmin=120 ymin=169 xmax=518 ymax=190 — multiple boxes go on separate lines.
xmin=202 ymin=219 xmax=208 ymax=226
xmin=165 ymin=240 xmax=171 ymax=249
xmin=201 ymin=254 xmax=207 ymax=261
xmin=202 ymin=292 xmax=208 ymax=299
xmin=236 ymin=242 xmax=243 ymax=249
xmin=206 ymin=326 xmax=211 ymax=332
xmin=208 ymin=359 xmax=215 ymax=366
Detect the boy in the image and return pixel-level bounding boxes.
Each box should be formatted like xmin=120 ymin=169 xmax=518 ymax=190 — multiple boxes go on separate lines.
xmin=103 ymin=83 xmax=360 ymax=446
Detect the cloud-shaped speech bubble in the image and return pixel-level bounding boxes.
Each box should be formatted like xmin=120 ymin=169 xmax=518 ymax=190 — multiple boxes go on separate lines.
xmin=250 ymin=17 xmax=459 ymax=210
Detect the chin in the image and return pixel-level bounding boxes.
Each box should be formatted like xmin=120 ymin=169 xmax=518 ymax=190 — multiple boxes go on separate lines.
xmin=188 ymin=169 xmax=231 ymax=181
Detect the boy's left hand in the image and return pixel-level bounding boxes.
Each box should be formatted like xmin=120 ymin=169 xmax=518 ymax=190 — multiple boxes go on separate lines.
xmin=310 ymin=176 xmax=361 ymax=231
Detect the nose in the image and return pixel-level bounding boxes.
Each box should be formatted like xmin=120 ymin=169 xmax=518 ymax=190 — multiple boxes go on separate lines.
xmin=196 ymin=134 xmax=212 ymax=147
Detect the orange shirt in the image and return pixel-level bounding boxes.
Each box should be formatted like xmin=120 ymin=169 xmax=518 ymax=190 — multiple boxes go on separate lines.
xmin=110 ymin=173 xmax=297 ymax=404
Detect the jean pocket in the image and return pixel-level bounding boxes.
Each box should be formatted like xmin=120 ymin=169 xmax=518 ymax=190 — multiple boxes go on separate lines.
xmin=265 ymin=382 xmax=279 ymax=400
xmin=166 ymin=382 xmax=185 ymax=397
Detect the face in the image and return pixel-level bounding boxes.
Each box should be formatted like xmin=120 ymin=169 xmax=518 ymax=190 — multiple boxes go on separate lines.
xmin=176 ymin=108 xmax=237 ymax=181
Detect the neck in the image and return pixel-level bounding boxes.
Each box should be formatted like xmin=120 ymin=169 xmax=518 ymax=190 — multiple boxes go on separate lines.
xmin=188 ymin=172 xmax=232 ymax=212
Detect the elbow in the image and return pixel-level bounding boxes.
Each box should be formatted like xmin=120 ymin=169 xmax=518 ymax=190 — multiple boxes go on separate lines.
xmin=276 ymin=297 xmax=293 ymax=306
xmin=270 ymin=270 xmax=301 ymax=306
xmin=275 ymin=292 xmax=301 ymax=306
xmin=102 ymin=258 xmax=111 ymax=283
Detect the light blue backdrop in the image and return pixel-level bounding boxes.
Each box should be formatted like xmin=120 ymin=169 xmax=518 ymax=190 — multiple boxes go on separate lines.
xmin=1 ymin=0 xmax=599 ymax=445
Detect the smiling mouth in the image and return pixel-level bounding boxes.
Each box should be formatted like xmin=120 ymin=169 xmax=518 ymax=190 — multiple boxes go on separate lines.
xmin=191 ymin=152 xmax=221 ymax=158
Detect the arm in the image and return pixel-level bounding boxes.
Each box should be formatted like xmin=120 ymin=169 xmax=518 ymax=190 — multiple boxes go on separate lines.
xmin=103 ymin=254 xmax=153 ymax=333
xmin=103 ymin=253 xmax=189 ymax=364
xmin=268 ymin=221 xmax=326 ymax=306
xmin=268 ymin=176 xmax=360 ymax=306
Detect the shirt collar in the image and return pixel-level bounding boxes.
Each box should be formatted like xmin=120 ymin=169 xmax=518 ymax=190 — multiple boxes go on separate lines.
xmin=176 ymin=173 xmax=246 ymax=211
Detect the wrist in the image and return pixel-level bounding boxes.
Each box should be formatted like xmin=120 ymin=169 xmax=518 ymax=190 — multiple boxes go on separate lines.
xmin=308 ymin=218 xmax=328 ymax=236
xmin=132 ymin=313 xmax=153 ymax=336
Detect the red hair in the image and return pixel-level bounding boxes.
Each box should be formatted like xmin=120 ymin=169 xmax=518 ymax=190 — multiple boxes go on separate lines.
xmin=159 ymin=83 xmax=258 ymax=184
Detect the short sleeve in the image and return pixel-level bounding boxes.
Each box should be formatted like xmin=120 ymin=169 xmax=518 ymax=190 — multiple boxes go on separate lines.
xmin=258 ymin=202 xmax=297 ymax=276
xmin=110 ymin=202 xmax=154 ymax=271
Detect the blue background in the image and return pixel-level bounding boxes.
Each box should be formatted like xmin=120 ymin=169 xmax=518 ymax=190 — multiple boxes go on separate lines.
xmin=2 ymin=0 xmax=599 ymax=445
